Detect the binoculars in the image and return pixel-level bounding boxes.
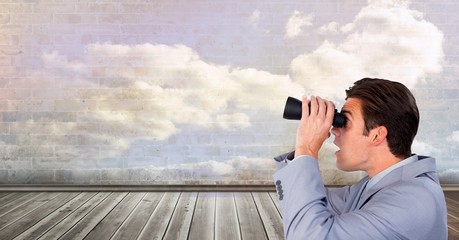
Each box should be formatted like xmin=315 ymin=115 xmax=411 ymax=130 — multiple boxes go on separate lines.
xmin=283 ymin=97 xmax=347 ymax=128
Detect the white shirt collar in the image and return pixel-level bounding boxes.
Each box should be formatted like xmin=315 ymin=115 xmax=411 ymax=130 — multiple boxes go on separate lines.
xmin=366 ymin=155 xmax=418 ymax=191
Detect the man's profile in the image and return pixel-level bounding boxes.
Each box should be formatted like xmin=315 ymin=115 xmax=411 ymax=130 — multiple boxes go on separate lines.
xmin=273 ymin=78 xmax=448 ymax=239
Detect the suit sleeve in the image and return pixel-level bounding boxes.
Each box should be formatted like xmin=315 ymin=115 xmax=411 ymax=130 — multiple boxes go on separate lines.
xmin=272 ymin=155 xmax=442 ymax=240
xmin=325 ymin=185 xmax=351 ymax=215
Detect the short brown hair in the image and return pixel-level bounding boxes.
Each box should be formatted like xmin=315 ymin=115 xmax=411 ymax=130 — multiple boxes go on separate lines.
xmin=345 ymin=78 xmax=419 ymax=158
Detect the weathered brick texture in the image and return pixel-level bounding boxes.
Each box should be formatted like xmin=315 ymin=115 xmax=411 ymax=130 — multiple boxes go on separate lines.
xmin=0 ymin=0 xmax=458 ymax=185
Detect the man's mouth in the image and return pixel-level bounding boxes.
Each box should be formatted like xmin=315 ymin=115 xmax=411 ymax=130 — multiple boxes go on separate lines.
xmin=332 ymin=141 xmax=340 ymax=153
xmin=333 ymin=140 xmax=339 ymax=148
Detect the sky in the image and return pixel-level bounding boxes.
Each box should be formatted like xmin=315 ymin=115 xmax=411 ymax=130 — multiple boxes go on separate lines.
xmin=2 ymin=0 xmax=459 ymax=184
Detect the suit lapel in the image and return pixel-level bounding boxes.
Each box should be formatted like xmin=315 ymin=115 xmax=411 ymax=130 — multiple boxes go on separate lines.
xmin=356 ymin=157 xmax=436 ymax=210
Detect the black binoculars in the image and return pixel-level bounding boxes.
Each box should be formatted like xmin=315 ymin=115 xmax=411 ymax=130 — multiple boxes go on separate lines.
xmin=282 ymin=97 xmax=347 ymax=128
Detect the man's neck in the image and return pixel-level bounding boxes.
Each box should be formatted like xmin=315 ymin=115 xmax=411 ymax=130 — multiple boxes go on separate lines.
xmin=365 ymin=153 xmax=404 ymax=178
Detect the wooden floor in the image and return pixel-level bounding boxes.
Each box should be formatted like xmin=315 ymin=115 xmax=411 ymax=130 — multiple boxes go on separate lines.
xmin=0 ymin=191 xmax=457 ymax=240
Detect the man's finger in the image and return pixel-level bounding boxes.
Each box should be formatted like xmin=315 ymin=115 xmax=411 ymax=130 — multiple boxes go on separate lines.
xmin=301 ymin=95 xmax=310 ymax=120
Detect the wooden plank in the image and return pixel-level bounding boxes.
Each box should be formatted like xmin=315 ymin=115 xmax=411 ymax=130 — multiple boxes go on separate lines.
xmin=0 ymin=192 xmax=61 ymax=230
xmin=0 ymin=192 xmax=17 ymax=203
xmin=0 ymin=190 xmax=455 ymax=240
xmin=0 ymin=192 xmax=11 ymax=197
xmin=215 ymin=192 xmax=241 ymax=240
xmin=449 ymin=228 xmax=459 ymax=239
xmin=111 ymin=192 xmax=165 ymax=240
xmin=0 ymin=192 xmax=80 ymax=239
xmin=234 ymin=192 xmax=267 ymax=240
xmin=90 ymin=192 xmax=148 ymax=236
xmin=448 ymin=213 xmax=459 ymax=233
xmin=268 ymin=191 xmax=281 ymax=216
xmin=0 ymin=192 xmax=42 ymax=217
xmin=189 ymin=192 xmax=216 ymax=240
xmin=163 ymin=192 xmax=198 ymax=240
xmin=446 ymin=192 xmax=459 ymax=237
xmin=0 ymin=192 xmax=32 ymax=205
xmin=446 ymin=197 xmax=459 ymax=218
xmin=38 ymin=192 xmax=111 ymax=240
xmin=137 ymin=192 xmax=181 ymax=240
xmin=58 ymin=192 xmax=128 ymax=240
xmin=446 ymin=194 xmax=459 ymax=235
xmin=252 ymin=192 xmax=284 ymax=240
xmin=14 ymin=192 xmax=98 ymax=240
xmin=445 ymin=191 xmax=459 ymax=201
xmin=84 ymin=192 xmax=146 ymax=240
xmin=0 ymin=192 xmax=34 ymax=212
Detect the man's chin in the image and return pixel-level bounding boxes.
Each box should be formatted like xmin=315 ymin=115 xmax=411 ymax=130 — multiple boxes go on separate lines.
xmin=335 ymin=154 xmax=348 ymax=171
xmin=336 ymin=161 xmax=357 ymax=173
xmin=334 ymin=149 xmax=341 ymax=160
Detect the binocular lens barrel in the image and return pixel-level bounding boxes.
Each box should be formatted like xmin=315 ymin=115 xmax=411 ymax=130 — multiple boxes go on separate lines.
xmin=283 ymin=97 xmax=347 ymax=128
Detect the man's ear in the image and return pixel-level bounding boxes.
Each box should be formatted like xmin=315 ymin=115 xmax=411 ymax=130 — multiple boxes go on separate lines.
xmin=370 ymin=126 xmax=388 ymax=145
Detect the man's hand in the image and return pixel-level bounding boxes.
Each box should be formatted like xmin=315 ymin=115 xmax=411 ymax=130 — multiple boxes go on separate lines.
xmin=295 ymin=96 xmax=335 ymax=159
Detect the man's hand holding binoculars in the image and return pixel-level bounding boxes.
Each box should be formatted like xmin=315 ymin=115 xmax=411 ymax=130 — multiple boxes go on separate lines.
xmin=295 ymin=96 xmax=336 ymax=159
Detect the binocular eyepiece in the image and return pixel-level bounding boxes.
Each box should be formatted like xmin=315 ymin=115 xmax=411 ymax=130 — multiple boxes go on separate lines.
xmin=283 ymin=97 xmax=347 ymax=128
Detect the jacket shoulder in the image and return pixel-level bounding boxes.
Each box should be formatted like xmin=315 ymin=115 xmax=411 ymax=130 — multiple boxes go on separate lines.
xmin=363 ymin=178 xmax=447 ymax=239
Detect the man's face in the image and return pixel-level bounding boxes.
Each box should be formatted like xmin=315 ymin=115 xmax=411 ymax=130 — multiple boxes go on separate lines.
xmin=331 ymin=98 xmax=372 ymax=172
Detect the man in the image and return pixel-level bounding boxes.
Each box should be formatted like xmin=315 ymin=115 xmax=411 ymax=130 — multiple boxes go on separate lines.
xmin=273 ymin=78 xmax=447 ymax=239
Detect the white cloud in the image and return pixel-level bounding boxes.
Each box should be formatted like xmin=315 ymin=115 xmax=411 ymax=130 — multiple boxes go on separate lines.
xmin=412 ymin=139 xmax=440 ymax=156
xmin=447 ymin=131 xmax=459 ymax=144
xmin=33 ymin=43 xmax=305 ymax=157
xmin=42 ymin=51 xmax=89 ymax=78
xmin=291 ymin=41 xmax=366 ymax=97
xmin=147 ymin=156 xmax=276 ymax=181
xmin=8 ymin=0 xmax=447 ymax=173
xmin=317 ymin=22 xmax=340 ymax=35
xmin=291 ymin=0 xmax=444 ymax=96
xmin=216 ymin=113 xmax=251 ymax=130
xmin=141 ymin=156 xmax=361 ymax=184
xmin=285 ymin=11 xmax=314 ymax=39
xmin=437 ymin=169 xmax=459 ymax=184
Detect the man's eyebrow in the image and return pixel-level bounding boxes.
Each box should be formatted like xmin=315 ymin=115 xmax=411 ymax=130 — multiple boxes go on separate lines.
xmin=341 ymin=109 xmax=353 ymax=118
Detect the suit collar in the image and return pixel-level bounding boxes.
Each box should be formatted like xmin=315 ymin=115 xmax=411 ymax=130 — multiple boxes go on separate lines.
xmin=358 ymin=155 xmax=437 ymax=208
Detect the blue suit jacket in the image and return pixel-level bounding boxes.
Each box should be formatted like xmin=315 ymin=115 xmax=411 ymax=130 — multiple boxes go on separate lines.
xmin=273 ymin=153 xmax=448 ymax=239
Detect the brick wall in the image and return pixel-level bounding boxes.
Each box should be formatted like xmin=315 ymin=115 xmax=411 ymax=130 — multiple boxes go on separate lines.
xmin=0 ymin=0 xmax=458 ymax=185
